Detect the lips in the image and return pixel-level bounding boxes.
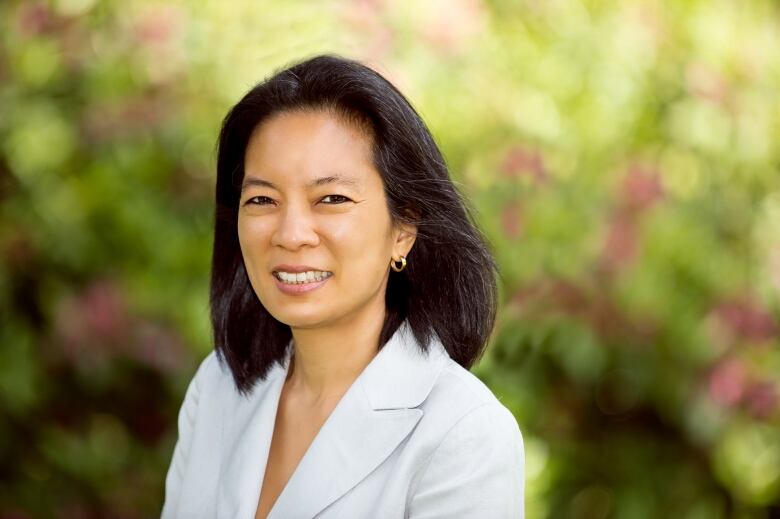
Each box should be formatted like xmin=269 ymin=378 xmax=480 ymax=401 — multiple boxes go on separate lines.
xmin=273 ymin=272 xmax=331 ymax=295
xmin=272 ymin=264 xmax=331 ymax=273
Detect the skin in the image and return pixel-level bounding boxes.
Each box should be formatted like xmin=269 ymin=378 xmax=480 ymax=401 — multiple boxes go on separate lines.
xmin=237 ymin=107 xmax=417 ymax=405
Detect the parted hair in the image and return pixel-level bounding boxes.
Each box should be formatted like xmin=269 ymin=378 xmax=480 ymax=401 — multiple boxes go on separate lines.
xmin=211 ymin=54 xmax=499 ymax=396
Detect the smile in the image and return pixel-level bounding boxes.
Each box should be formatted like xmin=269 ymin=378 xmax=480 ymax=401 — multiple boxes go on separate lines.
xmin=272 ymin=271 xmax=332 ymax=295
xmin=273 ymin=270 xmax=333 ymax=284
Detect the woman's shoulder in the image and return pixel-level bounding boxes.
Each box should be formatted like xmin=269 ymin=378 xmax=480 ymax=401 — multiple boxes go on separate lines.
xmin=432 ymin=355 xmax=513 ymax=411
xmin=420 ymin=355 xmax=522 ymax=442
xmin=187 ymin=349 xmax=222 ymax=389
xmin=439 ymin=356 xmax=505 ymax=405
xmin=406 ymin=356 xmax=525 ymax=518
xmin=181 ymin=349 xmax=239 ymax=402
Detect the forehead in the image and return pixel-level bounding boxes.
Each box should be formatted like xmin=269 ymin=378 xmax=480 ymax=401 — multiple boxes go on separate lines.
xmin=245 ymin=109 xmax=374 ymax=169
xmin=241 ymin=110 xmax=379 ymax=194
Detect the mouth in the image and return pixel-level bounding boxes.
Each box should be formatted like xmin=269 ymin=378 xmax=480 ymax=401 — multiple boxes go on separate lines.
xmin=272 ymin=270 xmax=332 ymax=296
xmin=272 ymin=270 xmax=333 ymax=285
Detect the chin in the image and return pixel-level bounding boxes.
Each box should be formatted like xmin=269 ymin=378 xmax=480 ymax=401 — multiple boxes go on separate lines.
xmin=268 ymin=307 xmax=333 ymax=330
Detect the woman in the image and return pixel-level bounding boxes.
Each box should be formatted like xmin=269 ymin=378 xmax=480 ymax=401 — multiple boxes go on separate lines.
xmin=161 ymin=54 xmax=524 ymax=519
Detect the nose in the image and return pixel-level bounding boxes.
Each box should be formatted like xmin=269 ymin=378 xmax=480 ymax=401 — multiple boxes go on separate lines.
xmin=270 ymin=201 xmax=320 ymax=250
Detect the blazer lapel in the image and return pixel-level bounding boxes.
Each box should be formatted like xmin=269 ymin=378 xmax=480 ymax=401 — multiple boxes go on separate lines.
xmin=269 ymin=320 xmax=449 ymax=519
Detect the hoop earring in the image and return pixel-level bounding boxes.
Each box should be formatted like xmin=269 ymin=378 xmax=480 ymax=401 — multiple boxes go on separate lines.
xmin=390 ymin=255 xmax=407 ymax=272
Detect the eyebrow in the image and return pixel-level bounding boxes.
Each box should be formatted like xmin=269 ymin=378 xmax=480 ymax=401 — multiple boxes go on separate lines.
xmin=240 ymin=174 xmax=362 ymax=192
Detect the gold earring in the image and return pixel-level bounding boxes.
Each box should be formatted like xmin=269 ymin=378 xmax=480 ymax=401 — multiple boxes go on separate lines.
xmin=390 ymin=255 xmax=407 ymax=272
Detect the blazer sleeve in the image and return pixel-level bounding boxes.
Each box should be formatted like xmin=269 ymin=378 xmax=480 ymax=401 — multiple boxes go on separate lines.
xmin=160 ymin=352 xmax=215 ymax=519
xmin=407 ymin=402 xmax=525 ymax=519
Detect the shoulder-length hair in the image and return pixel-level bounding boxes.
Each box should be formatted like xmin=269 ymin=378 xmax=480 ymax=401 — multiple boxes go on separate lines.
xmin=211 ymin=54 xmax=499 ymax=396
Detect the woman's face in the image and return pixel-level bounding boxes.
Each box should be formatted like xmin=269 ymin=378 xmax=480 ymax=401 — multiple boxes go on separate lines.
xmin=237 ymin=109 xmax=416 ymax=329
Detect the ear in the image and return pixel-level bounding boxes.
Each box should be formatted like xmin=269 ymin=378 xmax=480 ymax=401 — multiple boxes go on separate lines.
xmin=391 ymin=220 xmax=417 ymax=259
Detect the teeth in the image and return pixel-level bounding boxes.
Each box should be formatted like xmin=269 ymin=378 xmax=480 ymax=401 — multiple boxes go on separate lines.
xmin=275 ymin=271 xmax=332 ymax=284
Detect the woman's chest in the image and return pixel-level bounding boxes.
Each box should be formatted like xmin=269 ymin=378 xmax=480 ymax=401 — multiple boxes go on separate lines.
xmin=254 ymin=399 xmax=337 ymax=518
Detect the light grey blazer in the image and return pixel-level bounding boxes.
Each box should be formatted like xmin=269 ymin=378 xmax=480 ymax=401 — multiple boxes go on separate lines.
xmin=161 ymin=320 xmax=525 ymax=518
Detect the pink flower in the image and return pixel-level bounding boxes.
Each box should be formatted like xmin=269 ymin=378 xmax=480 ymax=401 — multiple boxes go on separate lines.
xmin=133 ymin=5 xmax=182 ymax=47
xmin=707 ymin=358 xmax=746 ymax=407
xmin=82 ymin=280 xmax=130 ymax=341
xmin=129 ymin=322 xmax=187 ymax=374
xmin=713 ymin=297 xmax=778 ymax=343
xmin=501 ymin=146 xmax=548 ymax=184
xmin=54 ymin=279 xmax=130 ymax=365
xmin=339 ymin=0 xmax=395 ymax=62
xmin=500 ymin=201 xmax=523 ymax=240
xmin=419 ymin=0 xmax=488 ymax=56
xmin=742 ymin=380 xmax=777 ymax=420
xmin=620 ymin=163 xmax=664 ymax=213
xmin=53 ymin=278 xmax=188 ymax=373
xmin=685 ymin=62 xmax=730 ymax=108
xmin=600 ymin=215 xmax=638 ymax=272
xmin=14 ymin=3 xmax=55 ymax=37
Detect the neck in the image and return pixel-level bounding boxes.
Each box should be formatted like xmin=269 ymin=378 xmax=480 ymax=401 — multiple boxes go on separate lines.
xmin=285 ymin=304 xmax=385 ymax=405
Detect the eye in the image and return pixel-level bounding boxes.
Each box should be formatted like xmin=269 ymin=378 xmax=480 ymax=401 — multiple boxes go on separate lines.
xmin=244 ymin=196 xmax=275 ymax=206
xmin=320 ymin=194 xmax=352 ymax=204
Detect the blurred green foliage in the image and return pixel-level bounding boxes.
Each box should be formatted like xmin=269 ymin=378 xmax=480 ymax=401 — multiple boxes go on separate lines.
xmin=1 ymin=0 xmax=778 ymax=517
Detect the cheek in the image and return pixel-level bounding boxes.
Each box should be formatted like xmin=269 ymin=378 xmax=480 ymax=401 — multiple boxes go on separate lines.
xmin=237 ymin=217 xmax=271 ymax=262
xmin=324 ymin=209 xmax=394 ymax=267
xmin=236 ymin=218 xmax=250 ymax=257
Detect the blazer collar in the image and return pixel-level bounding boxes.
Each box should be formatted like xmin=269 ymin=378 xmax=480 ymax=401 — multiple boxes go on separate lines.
xmin=361 ymin=319 xmax=449 ymax=410
xmin=217 ymin=319 xmax=450 ymax=519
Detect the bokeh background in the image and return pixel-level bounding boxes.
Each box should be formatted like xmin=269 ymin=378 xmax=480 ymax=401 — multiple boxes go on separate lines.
xmin=1 ymin=0 xmax=779 ymax=517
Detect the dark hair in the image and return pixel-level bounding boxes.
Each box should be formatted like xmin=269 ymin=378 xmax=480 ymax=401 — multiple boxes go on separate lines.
xmin=211 ymin=54 xmax=499 ymax=396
